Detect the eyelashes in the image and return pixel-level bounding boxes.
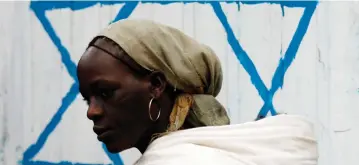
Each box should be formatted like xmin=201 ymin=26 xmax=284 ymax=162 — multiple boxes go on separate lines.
xmin=97 ymin=88 xmax=115 ymax=100
xmin=82 ymin=88 xmax=116 ymax=105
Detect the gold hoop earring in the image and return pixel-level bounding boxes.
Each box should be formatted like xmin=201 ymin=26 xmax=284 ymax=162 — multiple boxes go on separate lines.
xmin=148 ymin=97 xmax=161 ymax=121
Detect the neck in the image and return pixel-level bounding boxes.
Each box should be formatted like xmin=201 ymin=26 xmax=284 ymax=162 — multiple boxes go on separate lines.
xmin=135 ymin=134 xmax=151 ymax=153
xmin=135 ymin=120 xmax=195 ymax=153
xmin=135 ymin=110 xmax=171 ymax=153
xmin=135 ymin=93 xmax=176 ymax=153
xmin=135 ymin=121 xmax=169 ymax=153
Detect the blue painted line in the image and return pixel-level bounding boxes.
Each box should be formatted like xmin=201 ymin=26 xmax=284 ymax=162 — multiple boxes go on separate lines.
xmin=29 ymin=8 xmax=77 ymax=80
xmin=29 ymin=1 xmax=125 ymax=11
xmin=23 ymin=2 xmax=80 ymax=162
xmin=102 ymin=3 xmax=138 ymax=164
xmin=102 ymin=144 xmax=124 ymax=165
xmin=24 ymin=1 xmax=317 ymax=164
xmin=24 ymin=1 xmax=137 ymax=164
xmin=29 ymin=1 xmax=316 ymax=12
xmin=257 ymin=1 xmax=318 ymax=117
xmin=211 ymin=1 xmax=269 ymax=101
xmin=240 ymin=1 xmax=314 ymax=8
xmin=111 ymin=1 xmax=139 ymax=23
xmin=23 ymin=83 xmax=79 ymax=161
xmin=270 ymin=2 xmax=317 ymax=95
xmin=22 ymin=159 xmax=111 ymax=165
xmin=212 ymin=1 xmax=317 ymax=118
xmin=211 ymin=2 xmax=276 ymax=117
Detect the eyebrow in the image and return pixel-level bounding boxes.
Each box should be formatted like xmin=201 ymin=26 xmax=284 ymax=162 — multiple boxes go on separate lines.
xmin=79 ymin=78 xmax=119 ymax=95
xmin=89 ymin=79 xmax=119 ymax=88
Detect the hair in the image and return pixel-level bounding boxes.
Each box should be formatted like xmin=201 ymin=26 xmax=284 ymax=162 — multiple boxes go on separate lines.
xmin=88 ymin=36 xmax=151 ymax=78
xmin=87 ymin=36 xmax=183 ymax=97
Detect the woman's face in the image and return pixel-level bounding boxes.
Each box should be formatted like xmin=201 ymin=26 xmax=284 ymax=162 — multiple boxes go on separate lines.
xmin=77 ymin=42 xmax=161 ymax=153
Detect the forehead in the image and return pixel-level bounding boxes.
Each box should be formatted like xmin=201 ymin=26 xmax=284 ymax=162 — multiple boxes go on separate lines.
xmin=77 ymin=46 xmax=132 ymax=83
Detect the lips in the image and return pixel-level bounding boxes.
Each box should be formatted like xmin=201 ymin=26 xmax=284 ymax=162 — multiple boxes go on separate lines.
xmin=93 ymin=126 xmax=112 ymax=141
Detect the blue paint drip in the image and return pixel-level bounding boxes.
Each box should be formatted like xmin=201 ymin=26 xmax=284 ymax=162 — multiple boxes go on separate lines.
xmin=111 ymin=2 xmax=139 ymax=23
xmin=271 ymin=2 xmax=317 ymax=93
xmin=23 ymin=83 xmax=79 ymax=161
xmin=257 ymin=2 xmax=318 ymax=117
xmin=240 ymin=1 xmax=314 ymax=8
xmin=102 ymin=144 xmax=124 ymax=165
xmin=281 ymin=4 xmax=285 ymax=16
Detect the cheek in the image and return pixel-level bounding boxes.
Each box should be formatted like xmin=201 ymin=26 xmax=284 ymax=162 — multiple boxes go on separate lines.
xmin=107 ymin=88 xmax=151 ymax=125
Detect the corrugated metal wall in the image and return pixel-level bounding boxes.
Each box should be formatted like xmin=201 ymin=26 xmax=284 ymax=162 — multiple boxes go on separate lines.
xmin=1 ymin=1 xmax=359 ymax=165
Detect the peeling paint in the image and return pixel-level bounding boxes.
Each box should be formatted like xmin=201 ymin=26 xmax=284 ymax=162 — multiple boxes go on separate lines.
xmin=334 ymin=128 xmax=352 ymax=133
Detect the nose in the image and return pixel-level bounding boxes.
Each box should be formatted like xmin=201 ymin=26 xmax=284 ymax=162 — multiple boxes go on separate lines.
xmin=87 ymin=98 xmax=104 ymax=121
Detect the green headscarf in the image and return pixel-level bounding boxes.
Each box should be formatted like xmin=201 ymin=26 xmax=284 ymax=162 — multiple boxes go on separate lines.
xmin=93 ymin=19 xmax=230 ymax=131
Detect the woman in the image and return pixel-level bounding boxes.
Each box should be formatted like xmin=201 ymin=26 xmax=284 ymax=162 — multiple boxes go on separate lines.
xmin=77 ymin=19 xmax=318 ymax=165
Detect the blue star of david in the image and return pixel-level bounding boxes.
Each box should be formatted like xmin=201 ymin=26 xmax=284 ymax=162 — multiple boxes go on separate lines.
xmin=22 ymin=1 xmax=317 ymax=165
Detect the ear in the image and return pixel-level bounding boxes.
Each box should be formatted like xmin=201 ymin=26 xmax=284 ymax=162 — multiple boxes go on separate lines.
xmin=148 ymin=71 xmax=167 ymax=98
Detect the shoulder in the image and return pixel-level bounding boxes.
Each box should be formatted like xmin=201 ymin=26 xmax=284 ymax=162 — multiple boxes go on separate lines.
xmin=135 ymin=143 xmax=243 ymax=165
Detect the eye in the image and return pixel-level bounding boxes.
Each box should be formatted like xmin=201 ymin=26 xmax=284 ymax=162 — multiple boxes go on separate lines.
xmin=97 ymin=88 xmax=115 ymax=100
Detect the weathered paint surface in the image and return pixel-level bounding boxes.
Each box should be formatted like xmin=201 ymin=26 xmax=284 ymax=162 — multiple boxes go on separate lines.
xmin=0 ymin=1 xmax=359 ymax=165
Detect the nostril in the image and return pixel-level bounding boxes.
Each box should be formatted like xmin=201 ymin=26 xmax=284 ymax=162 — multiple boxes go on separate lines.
xmin=90 ymin=115 xmax=101 ymax=122
xmin=87 ymin=105 xmax=103 ymax=121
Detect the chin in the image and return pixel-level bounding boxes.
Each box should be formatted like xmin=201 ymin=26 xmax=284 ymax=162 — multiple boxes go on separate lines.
xmin=103 ymin=142 xmax=131 ymax=153
xmin=106 ymin=146 xmax=121 ymax=153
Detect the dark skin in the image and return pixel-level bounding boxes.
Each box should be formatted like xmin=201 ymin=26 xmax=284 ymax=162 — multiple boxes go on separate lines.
xmin=77 ymin=38 xmax=178 ymax=153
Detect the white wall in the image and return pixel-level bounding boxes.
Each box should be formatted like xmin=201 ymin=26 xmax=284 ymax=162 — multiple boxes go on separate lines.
xmin=1 ymin=1 xmax=359 ymax=165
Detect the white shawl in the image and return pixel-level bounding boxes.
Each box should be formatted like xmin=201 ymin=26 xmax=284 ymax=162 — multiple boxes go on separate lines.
xmin=135 ymin=115 xmax=318 ymax=165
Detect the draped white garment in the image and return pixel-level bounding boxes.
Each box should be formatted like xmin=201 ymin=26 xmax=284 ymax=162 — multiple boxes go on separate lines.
xmin=135 ymin=115 xmax=318 ymax=165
